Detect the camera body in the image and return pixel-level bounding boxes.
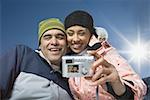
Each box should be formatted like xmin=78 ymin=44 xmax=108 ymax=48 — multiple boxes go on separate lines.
xmin=62 ymin=56 xmax=94 ymax=77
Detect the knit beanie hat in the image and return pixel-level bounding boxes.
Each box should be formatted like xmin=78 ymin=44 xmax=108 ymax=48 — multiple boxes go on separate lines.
xmin=64 ymin=10 xmax=97 ymax=37
xmin=38 ymin=18 xmax=65 ymax=43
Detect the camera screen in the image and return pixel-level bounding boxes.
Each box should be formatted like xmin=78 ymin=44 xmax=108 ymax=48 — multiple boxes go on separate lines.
xmin=67 ymin=65 xmax=79 ymax=73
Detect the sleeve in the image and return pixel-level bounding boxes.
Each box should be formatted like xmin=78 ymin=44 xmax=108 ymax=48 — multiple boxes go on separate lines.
xmin=101 ymin=47 xmax=147 ymax=100
xmin=143 ymin=77 xmax=150 ymax=100
xmin=107 ymin=81 xmax=134 ymax=99
xmin=0 ymin=45 xmax=31 ymax=99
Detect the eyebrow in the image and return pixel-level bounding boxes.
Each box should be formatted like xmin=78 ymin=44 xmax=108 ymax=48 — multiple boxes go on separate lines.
xmin=43 ymin=33 xmax=65 ymax=37
xmin=57 ymin=33 xmax=65 ymax=36
xmin=67 ymin=29 xmax=86 ymax=32
xmin=43 ymin=34 xmax=51 ymax=37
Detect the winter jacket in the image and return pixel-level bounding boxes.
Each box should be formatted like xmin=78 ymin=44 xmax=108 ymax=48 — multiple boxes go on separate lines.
xmin=68 ymin=41 xmax=147 ymax=100
xmin=0 ymin=45 xmax=73 ymax=100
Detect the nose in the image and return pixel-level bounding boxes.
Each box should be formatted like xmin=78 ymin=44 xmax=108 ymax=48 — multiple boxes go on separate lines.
xmin=72 ymin=34 xmax=80 ymax=43
xmin=50 ymin=37 xmax=58 ymax=45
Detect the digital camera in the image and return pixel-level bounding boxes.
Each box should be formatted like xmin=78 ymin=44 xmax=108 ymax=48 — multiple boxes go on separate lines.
xmin=62 ymin=56 xmax=94 ymax=77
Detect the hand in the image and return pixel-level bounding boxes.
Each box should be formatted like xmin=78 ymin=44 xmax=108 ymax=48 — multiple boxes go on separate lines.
xmin=88 ymin=50 xmax=126 ymax=96
xmin=88 ymin=50 xmax=119 ymax=85
xmin=91 ymin=56 xmax=120 ymax=85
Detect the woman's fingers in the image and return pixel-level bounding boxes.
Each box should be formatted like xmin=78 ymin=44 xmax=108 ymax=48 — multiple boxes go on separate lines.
xmin=92 ymin=67 xmax=110 ymax=81
xmin=90 ymin=57 xmax=112 ymax=73
xmin=90 ymin=71 xmax=115 ymax=86
xmin=87 ymin=50 xmax=101 ymax=59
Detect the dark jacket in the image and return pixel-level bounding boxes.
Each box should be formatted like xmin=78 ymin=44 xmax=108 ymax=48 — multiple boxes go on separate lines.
xmin=0 ymin=45 xmax=73 ymax=100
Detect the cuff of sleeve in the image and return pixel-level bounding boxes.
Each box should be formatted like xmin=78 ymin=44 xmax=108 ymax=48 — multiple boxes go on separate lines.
xmin=106 ymin=81 xmax=134 ymax=100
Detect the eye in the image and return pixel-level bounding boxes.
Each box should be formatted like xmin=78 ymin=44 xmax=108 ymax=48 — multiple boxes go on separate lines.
xmin=78 ymin=32 xmax=85 ymax=36
xmin=43 ymin=35 xmax=52 ymax=40
xmin=67 ymin=32 xmax=74 ymax=36
xmin=56 ymin=34 xmax=65 ymax=40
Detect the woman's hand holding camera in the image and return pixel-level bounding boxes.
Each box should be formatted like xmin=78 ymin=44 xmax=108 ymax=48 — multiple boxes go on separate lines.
xmin=88 ymin=50 xmax=126 ymax=96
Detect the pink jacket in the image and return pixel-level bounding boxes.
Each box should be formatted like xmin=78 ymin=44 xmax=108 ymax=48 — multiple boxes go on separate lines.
xmin=69 ymin=41 xmax=147 ymax=100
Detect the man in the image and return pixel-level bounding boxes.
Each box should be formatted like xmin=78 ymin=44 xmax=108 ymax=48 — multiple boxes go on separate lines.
xmin=0 ymin=18 xmax=73 ymax=100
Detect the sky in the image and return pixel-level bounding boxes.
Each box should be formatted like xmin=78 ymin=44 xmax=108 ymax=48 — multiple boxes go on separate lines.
xmin=0 ymin=0 xmax=150 ymax=78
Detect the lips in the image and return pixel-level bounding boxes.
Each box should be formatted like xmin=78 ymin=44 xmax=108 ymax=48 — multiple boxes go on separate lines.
xmin=49 ymin=48 xmax=60 ymax=51
xmin=49 ymin=48 xmax=61 ymax=54
xmin=71 ymin=44 xmax=82 ymax=49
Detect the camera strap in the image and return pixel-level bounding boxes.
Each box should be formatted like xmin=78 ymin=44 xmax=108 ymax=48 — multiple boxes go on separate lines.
xmin=96 ymin=86 xmax=99 ymax=100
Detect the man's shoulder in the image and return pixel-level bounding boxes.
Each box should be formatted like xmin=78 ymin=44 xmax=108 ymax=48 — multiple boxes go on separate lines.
xmin=15 ymin=44 xmax=33 ymax=50
xmin=13 ymin=44 xmax=36 ymax=55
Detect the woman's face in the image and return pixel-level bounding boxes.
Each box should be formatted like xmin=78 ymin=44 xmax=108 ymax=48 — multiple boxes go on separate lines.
xmin=66 ymin=25 xmax=91 ymax=53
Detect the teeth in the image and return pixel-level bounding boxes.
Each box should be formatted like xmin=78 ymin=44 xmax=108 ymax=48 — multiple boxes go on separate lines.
xmin=73 ymin=44 xmax=81 ymax=48
xmin=49 ymin=48 xmax=60 ymax=51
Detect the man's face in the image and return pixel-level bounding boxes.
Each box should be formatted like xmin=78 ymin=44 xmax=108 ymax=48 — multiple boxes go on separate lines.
xmin=39 ymin=29 xmax=67 ymax=65
xmin=66 ymin=26 xmax=91 ymax=53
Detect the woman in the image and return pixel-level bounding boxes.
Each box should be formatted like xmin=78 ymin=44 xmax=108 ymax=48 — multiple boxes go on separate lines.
xmin=64 ymin=10 xmax=147 ymax=100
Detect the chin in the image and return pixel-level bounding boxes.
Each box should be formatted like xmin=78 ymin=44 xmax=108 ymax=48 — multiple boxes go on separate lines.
xmin=49 ymin=57 xmax=61 ymax=62
xmin=72 ymin=50 xmax=82 ymax=54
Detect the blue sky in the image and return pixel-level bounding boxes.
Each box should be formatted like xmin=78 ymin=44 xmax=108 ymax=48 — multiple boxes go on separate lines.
xmin=1 ymin=0 xmax=150 ymax=78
